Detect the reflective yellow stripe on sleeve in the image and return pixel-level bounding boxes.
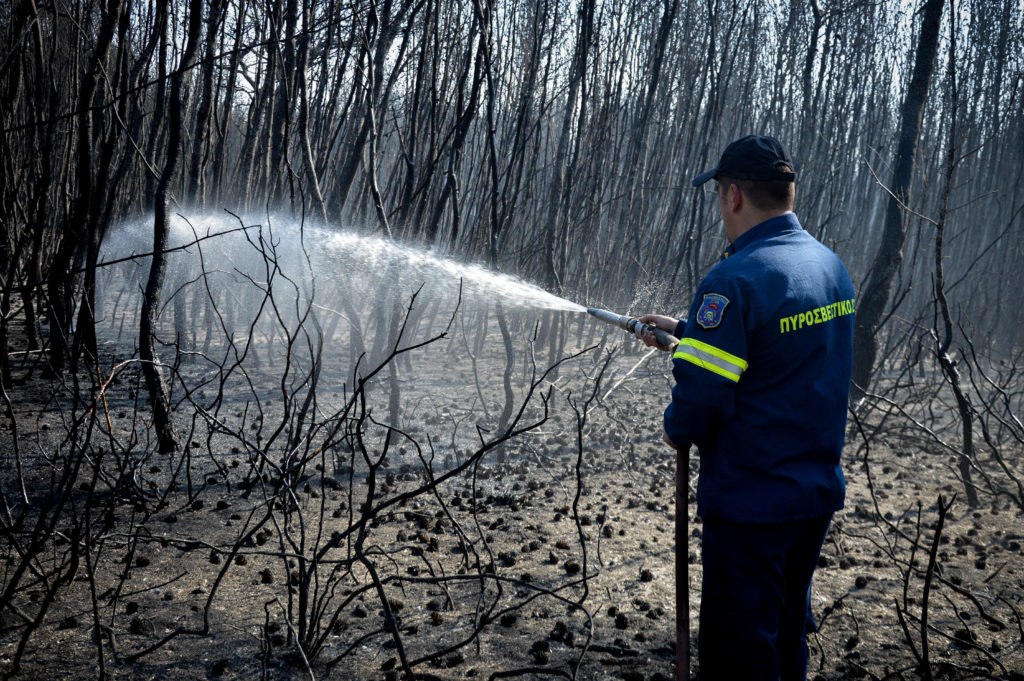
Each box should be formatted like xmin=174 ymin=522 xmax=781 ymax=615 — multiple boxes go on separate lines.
xmin=673 ymin=338 xmax=749 ymax=383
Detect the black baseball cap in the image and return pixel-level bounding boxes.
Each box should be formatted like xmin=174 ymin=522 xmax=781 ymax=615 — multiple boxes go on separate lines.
xmin=691 ymin=135 xmax=796 ymax=187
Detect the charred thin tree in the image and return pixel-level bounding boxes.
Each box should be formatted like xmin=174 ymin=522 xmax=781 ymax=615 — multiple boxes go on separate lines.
xmin=142 ymin=1 xmax=171 ymax=210
xmin=333 ymin=0 xmax=419 ymax=216
xmin=491 ymin=0 xmax=546 ymax=264
xmin=18 ymin=0 xmax=56 ymax=357
xmin=185 ymin=0 xmax=229 ymax=207
xmin=930 ymin=1 xmax=978 ymax=507
xmin=796 ymin=0 xmax=825 ymax=159
xmin=851 ymin=0 xmax=945 ymax=397
xmin=669 ymin=0 xmax=730 ymax=294
xmin=617 ymin=0 xmax=680 ymax=274
xmin=45 ymin=0 xmax=123 ymax=375
xmin=72 ymin=1 xmax=134 ymax=371
xmin=140 ymin=0 xmax=206 ymax=454
xmin=268 ymin=0 xmax=298 ymax=207
xmin=422 ymin=3 xmax=485 ymax=247
xmin=296 ymin=0 xmax=329 ymax=224
xmin=541 ymin=0 xmax=594 ymax=292
xmin=209 ymin=0 xmax=248 ymax=206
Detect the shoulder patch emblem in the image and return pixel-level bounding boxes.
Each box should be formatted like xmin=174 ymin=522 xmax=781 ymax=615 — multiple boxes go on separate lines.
xmin=696 ymin=293 xmax=729 ymax=329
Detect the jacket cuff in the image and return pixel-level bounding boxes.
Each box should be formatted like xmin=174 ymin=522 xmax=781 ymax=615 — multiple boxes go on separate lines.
xmin=663 ymin=403 xmax=691 ymax=452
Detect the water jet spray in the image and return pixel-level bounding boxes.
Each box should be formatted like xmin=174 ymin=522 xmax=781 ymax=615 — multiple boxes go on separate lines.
xmin=586 ymin=307 xmax=679 ymax=349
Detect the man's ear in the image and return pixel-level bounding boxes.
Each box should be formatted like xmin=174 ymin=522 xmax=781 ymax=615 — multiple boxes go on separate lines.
xmin=726 ymin=183 xmax=742 ymax=212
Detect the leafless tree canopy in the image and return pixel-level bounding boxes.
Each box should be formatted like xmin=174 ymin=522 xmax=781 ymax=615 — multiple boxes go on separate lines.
xmin=2 ymin=0 xmax=1021 ymax=360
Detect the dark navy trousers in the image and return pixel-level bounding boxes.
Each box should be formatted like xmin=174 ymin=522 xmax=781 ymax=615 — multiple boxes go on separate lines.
xmin=698 ymin=514 xmax=832 ymax=681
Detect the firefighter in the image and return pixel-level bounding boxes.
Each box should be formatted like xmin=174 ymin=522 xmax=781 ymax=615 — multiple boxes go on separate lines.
xmin=640 ymin=135 xmax=856 ymax=681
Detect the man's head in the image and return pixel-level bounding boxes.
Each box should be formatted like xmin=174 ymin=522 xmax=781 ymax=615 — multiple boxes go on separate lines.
xmin=692 ymin=135 xmax=796 ymax=241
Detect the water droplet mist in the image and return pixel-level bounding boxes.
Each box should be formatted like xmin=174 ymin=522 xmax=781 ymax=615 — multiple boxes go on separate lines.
xmin=96 ymin=213 xmax=590 ymax=446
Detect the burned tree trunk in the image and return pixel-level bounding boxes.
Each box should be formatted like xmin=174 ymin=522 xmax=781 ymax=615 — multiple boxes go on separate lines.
xmin=185 ymin=0 xmax=228 ymax=206
xmin=930 ymin=3 xmax=978 ymax=508
xmin=297 ymin=0 xmax=328 ymax=223
xmin=140 ymin=0 xmax=205 ymax=453
xmin=46 ymin=0 xmax=122 ymax=375
xmin=422 ymin=5 xmax=484 ymax=247
xmin=542 ymin=0 xmax=594 ymax=291
xmin=209 ymin=0 xmax=247 ymax=206
xmin=333 ymin=0 xmax=416 ymax=216
xmin=142 ymin=2 xmax=170 ymax=210
xmin=619 ymin=0 xmax=680 ymax=271
xmin=72 ymin=1 xmax=133 ymax=371
xmin=851 ymin=0 xmax=944 ymax=396
xmin=269 ymin=0 xmax=298 ymax=207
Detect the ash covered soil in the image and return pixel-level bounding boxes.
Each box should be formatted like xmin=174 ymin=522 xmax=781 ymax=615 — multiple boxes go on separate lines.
xmin=1 ymin=335 xmax=1023 ymax=681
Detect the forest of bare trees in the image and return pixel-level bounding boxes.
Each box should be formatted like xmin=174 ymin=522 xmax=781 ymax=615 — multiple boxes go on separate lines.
xmin=1 ymin=0 xmax=1023 ymax=679
xmin=2 ymin=0 xmax=1021 ymax=377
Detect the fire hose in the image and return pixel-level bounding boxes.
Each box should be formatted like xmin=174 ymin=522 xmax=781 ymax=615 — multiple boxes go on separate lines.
xmin=586 ymin=307 xmax=680 ymax=349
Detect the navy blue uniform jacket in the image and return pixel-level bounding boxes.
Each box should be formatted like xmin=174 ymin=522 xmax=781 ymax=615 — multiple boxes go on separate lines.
xmin=665 ymin=213 xmax=855 ymax=523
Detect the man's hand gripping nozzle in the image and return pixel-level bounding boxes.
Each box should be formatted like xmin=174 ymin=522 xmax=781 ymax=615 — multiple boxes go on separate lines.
xmin=586 ymin=307 xmax=680 ymax=350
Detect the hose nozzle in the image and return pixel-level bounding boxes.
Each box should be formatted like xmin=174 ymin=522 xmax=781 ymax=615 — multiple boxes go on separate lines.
xmin=586 ymin=307 xmax=679 ymax=349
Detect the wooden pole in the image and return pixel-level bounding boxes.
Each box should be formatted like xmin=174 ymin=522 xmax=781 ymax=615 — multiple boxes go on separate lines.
xmin=676 ymin=446 xmax=690 ymax=681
